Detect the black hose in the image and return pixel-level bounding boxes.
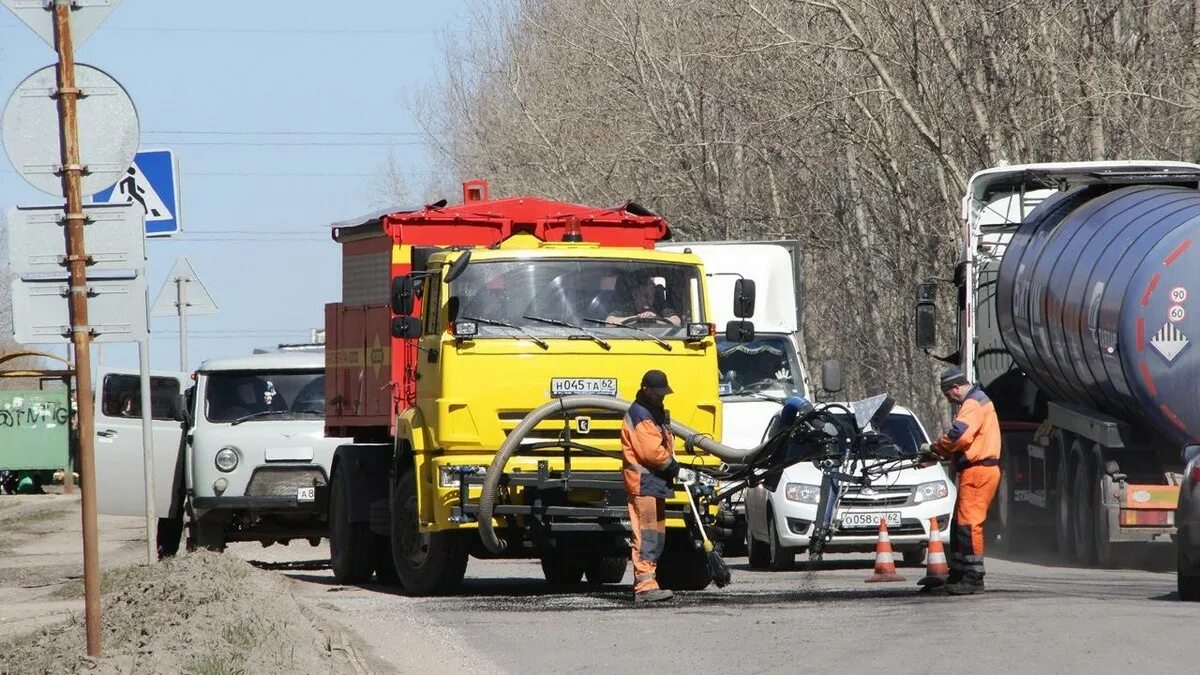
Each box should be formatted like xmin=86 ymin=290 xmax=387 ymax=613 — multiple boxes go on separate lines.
xmin=477 ymin=395 xmax=771 ymax=553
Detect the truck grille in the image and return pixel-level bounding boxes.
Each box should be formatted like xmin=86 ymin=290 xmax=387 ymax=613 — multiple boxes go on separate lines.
xmin=246 ymin=467 xmax=327 ymax=497
xmin=499 ymin=409 xmax=624 ymax=444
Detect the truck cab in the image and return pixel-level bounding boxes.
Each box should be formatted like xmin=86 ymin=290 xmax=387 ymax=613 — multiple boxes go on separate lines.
xmin=185 ymin=351 xmax=347 ymax=550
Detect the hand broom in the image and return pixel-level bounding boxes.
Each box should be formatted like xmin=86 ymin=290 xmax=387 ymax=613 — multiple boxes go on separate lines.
xmin=684 ymin=481 xmax=732 ymax=588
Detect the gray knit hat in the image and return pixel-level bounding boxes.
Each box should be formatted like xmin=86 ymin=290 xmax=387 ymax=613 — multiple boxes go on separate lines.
xmin=939 ymin=367 xmax=970 ymax=391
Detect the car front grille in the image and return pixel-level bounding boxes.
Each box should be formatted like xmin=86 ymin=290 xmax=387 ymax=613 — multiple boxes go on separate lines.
xmin=839 ymin=488 xmax=912 ymax=508
xmin=245 ymin=466 xmax=327 ymax=497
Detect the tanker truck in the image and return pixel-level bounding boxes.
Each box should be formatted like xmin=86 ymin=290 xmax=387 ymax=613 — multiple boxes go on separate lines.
xmin=916 ymin=161 xmax=1200 ymax=567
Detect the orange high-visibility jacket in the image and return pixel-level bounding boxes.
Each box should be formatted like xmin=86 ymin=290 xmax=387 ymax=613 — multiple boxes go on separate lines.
xmin=621 ymin=402 xmax=678 ymax=498
xmin=932 ymin=386 xmax=1001 ymax=470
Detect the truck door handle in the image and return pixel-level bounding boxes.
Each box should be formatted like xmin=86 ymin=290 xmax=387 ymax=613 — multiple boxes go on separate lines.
xmin=97 ymin=429 xmax=117 ymax=438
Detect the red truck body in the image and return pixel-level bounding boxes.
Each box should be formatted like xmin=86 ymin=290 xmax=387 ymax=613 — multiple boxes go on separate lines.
xmin=324 ymin=181 xmax=672 ymax=441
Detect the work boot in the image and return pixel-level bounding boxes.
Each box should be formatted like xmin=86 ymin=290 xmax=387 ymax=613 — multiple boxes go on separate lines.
xmin=945 ymin=578 xmax=985 ymax=595
xmin=633 ymin=588 xmax=674 ymax=604
xmin=919 ymin=583 xmax=949 ymax=596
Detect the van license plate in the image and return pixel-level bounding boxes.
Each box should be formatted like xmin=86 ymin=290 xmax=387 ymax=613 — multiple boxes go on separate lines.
xmin=550 ymin=377 xmax=617 ymax=397
xmin=839 ymin=511 xmax=901 ymax=529
xmin=297 ymin=487 xmax=316 ymax=502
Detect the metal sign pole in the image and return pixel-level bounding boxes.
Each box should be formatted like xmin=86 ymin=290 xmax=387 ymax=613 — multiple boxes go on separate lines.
xmin=177 ymin=276 xmax=188 ymax=371
xmin=137 ymin=338 xmax=156 ymax=565
xmin=52 ymin=1 xmax=102 ymax=657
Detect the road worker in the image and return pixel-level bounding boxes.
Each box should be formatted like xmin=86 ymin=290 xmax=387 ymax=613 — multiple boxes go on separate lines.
xmin=621 ymin=369 xmax=680 ymax=604
xmin=928 ymin=366 xmax=1002 ymax=595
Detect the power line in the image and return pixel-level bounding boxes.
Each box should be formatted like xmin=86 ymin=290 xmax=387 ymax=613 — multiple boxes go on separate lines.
xmin=143 ymin=130 xmax=427 ymax=137
xmin=162 ymin=140 xmax=424 ymax=147
xmin=0 ymin=23 xmax=450 ymax=36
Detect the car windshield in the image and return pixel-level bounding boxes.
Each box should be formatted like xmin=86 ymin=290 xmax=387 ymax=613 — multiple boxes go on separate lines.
xmin=448 ymin=259 xmax=704 ymax=339
xmin=717 ymin=336 xmax=801 ymax=397
xmin=204 ymin=370 xmax=325 ymax=423
xmin=833 ymin=412 xmax=926 ymax=457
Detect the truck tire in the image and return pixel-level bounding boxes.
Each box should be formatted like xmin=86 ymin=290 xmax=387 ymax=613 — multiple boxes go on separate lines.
xmin=329 ymin=466 xmax=375 ymax=584
xmin=156 ymin=517 xmax=183 ymax=559
xmin=584 ymin=556 xmax=628 ymax=585
xmin=767 ymin=515 xmax=794 ymax=571
xmin=372 ymin=534 xmax=400 ymax=585
xmin=390 ymin=470 xmax=469 ymax=596
xmin=657 ymin=530 xmax=712 ymax=590
xmin=1072 ymin=454 xmax=1097 ymax=565
xmin=747 ymin=529 xmax=770 ymax=569
xmin=1054 ymin=452 xmax=1075 ymax=559
xmin=540 ymin=551 xmax=584 ymax=586
xmin=1091 ymin=451 xmax=1119 ymax=568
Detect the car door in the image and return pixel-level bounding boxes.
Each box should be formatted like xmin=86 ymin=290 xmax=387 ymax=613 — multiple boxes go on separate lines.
xmin=94 ymin=368 xmax=187 ymax=517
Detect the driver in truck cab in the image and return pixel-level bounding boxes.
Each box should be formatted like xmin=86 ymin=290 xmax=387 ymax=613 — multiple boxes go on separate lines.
xmin=928 ymin=366 xmax=1001 ymax=596
xmin=606 ymin=273 xmax=682 ymax=326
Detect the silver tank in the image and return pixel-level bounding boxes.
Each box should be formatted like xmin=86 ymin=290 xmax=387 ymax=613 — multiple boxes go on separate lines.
xmin=996 ymin=184 xmax=1200 ymax=446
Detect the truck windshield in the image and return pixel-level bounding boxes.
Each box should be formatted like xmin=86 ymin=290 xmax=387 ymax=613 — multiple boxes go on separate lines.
xmin=449 ymin=259 xmax=704 ymax=339
xmin=717 ymin=337 xmax=801 ymax=398
xmin=204 ymin=370 xmax=325 ymax=423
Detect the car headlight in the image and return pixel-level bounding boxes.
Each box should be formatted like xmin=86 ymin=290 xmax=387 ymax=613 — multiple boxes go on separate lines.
xmin=913 ymin=480 xmax=949 ymax=503
xmin=214 ymin=446 xmax=239 ymax=473
xmin=785 ymin=483 xmax=821 ymax=504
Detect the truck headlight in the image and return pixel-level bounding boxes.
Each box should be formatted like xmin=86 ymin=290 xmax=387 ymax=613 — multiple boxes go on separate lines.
xmin=214 ymin=446 xmax=239 ymax=473
xmin=439 ymin=465 xmax=485 ymax=488
xmin=785 ymin=483 xmax=820 ymax=504
xmin=913 ymin=480 xmax=949 ymax=503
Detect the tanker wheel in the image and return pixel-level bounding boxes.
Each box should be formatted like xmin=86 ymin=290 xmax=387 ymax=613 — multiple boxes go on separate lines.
xmin=329 ymin=466 xmax=375 ymax=584
xmin=1054 ymin=452 xmax=1075 ymax=559
xmin=390 ymin=470 xmax=469 ymax=596
xmin=1072 ymin=453 xmax=1098 ymax=565
xmin=584 ymin=556 xmax=628 ymax=585
xmin=1091 ymin=453 xmax=1126 ymax=569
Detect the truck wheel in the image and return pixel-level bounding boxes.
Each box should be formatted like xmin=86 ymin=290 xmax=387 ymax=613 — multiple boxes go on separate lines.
xmin=1054 ymin=454 xmax=1075 ymax=559
xmin=156 ymin=517 xmax=183 ymax=559
xmin=541 ymin=551 xmax=584 ymax=586
xmin=767 ymin=515 xmax=794 ymax=571
xmin=390 ymin=470 xmax=469 ymax=596
xmin=329 ymin=466 xmax=375 ymax=584
xmin=1091 ymin=452 xmax=1118 ymax=568
xmin=1072 ymin=455 xmax=1097 ymax=565
xmin=372 ymin=534 xmax=400 ymax=585
xmin=657 ymin=530 xmax=712 ymax=590
xmin=584 ymin=556 xmax=628 ymax=585
xmin=747 ymin=528 xmax=770 ymax=569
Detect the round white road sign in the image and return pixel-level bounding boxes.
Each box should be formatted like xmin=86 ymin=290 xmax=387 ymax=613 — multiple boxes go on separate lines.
xmin=1 ymin=63 xmax=139 ymax=196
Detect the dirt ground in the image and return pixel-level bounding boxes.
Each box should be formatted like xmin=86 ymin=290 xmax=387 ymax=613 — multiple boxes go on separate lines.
xmin=0 ymin=495 xmax=370 ymax=674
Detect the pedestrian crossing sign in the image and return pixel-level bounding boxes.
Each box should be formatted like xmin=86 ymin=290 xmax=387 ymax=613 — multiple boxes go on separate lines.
xmin=92 ymin=149 xmax=181 ymax=237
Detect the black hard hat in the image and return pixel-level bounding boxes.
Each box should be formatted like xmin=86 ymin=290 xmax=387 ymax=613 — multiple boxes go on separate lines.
xmin=940 ymin=366 xmax=970 ymax=391
xmin=640 ymin=369 xmax=673 ymax=395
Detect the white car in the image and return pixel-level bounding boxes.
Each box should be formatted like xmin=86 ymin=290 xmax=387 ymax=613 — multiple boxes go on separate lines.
xmin=744 ymin=404 xmax=955 ymax=569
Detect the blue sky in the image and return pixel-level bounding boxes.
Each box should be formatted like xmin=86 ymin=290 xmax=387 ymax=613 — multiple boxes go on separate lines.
xmin=1 ymin=0 xmax=469 ymax=372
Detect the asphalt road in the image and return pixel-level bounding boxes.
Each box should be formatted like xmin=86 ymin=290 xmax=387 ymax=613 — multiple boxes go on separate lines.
xmin=228 ymin=541 xmax=1191 ymax=674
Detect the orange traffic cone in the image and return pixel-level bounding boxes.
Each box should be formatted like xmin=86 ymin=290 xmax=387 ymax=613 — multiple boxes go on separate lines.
xmin=865 ymin=519 xmax=905 ymax=583
xmin=917 ymin=517 xmax=950 ymax=587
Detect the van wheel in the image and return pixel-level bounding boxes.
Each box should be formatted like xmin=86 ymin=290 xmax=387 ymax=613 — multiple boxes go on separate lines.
xmin=187 ymin=515 xmax=225 ymax=553
xmin=390 ymin=470 xmax=469 ymax=595
xmin=156 ymin=517 xmax=183 ymax=559
xmin=329 ymin=466 xmax=374 ymax=583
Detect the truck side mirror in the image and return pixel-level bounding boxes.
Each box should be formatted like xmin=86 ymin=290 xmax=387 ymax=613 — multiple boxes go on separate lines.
xmin=391 ymin=276 xmax=415 ymax=315
xmin=915 ymin=282 xmax=938 ymax=350
xmin=733 ymin=278 xmax=756 ymax=318
xmin=176 ymin=392 xmax=192 ymax=426
xmin=391 ymin=316 xmax=422 ymax=339
xmin=821 ymin=359 xmax=843 ymax=395
xmin=725 ymin=320 xmax=755 ymax=343
xmin=1184 ymin=444 xmax=1200 ymax=464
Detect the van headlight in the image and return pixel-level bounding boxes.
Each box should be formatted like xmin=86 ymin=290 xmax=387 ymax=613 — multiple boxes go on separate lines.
xmin=913 ymin=480 xmax=949 ymax=503
xmin=215 ymin=446 xmax=240 ymax=473
xmin=785 ymin=483 xmax=820 ymax=504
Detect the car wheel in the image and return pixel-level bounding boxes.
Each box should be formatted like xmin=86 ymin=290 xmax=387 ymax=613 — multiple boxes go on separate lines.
xmin=1072 ymin=453 xmax=1097 ymax=565
xmin=329 ymin=466 xmax=374 ymax=584
xmin=767 ymin=514 xmax=794 ymax=571
xmin=747 ymin=527 xmax=770 ymax=569
xmin=1179 ymin=531 xmax=1200 ymax=601
xmin=903 ymin=548 xmax=926 ymax=566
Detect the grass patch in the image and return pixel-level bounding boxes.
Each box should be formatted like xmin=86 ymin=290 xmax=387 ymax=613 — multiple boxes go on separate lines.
xmin=50 ymin=565 xmax=142 ymax=599
xmin=185 ymin=654 xmax=248 ymax=675
xmin=0 ymin=507 xmax=68 ymax=533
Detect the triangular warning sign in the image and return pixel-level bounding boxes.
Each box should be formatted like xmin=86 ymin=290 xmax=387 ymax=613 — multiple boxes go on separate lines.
xmin=151 ymin=257 xmax=218 ymax=317
xmin=1150 ymin=322 xmax=1190 ymax=363
xmin=105 ymin=162 xmax=172 ymax=221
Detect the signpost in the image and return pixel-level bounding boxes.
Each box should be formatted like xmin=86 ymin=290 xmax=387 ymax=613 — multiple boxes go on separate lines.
xmin=0 ymin=0 xmax=128 ymax=657
xmin=93 ymin=149 xmax=182 ymax=236
xmin=151 ymin=257 xmax=218 ymax=371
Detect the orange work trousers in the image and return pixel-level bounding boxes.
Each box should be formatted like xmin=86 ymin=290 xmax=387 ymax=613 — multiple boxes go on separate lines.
xmin=950 ymin=464 xmax=1001 ymax=582
xmin=628 ymin=495 xmax=666 ymax=593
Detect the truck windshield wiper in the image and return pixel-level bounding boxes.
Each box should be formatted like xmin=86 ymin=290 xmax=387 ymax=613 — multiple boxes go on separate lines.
xmin=460 ymin=314 xmax=549 ymax=349
xmin=583 ymin=317 xmax=671 ymax=351
xmin=522 ymin=315 xmax=611 ymax=350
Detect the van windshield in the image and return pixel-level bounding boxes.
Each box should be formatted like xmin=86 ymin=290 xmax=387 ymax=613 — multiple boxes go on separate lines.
xmin=449 ymin=259 xmax=704 ymax=339
xmin=717 ymin=337 xmax=802 ymax=398
xmin=204 ymin=370 xmax=325 ymax=423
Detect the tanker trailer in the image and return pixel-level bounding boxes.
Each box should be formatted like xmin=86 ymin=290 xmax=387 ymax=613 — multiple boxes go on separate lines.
xmin=915 ymin=161 xmax=1200 ymax=568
